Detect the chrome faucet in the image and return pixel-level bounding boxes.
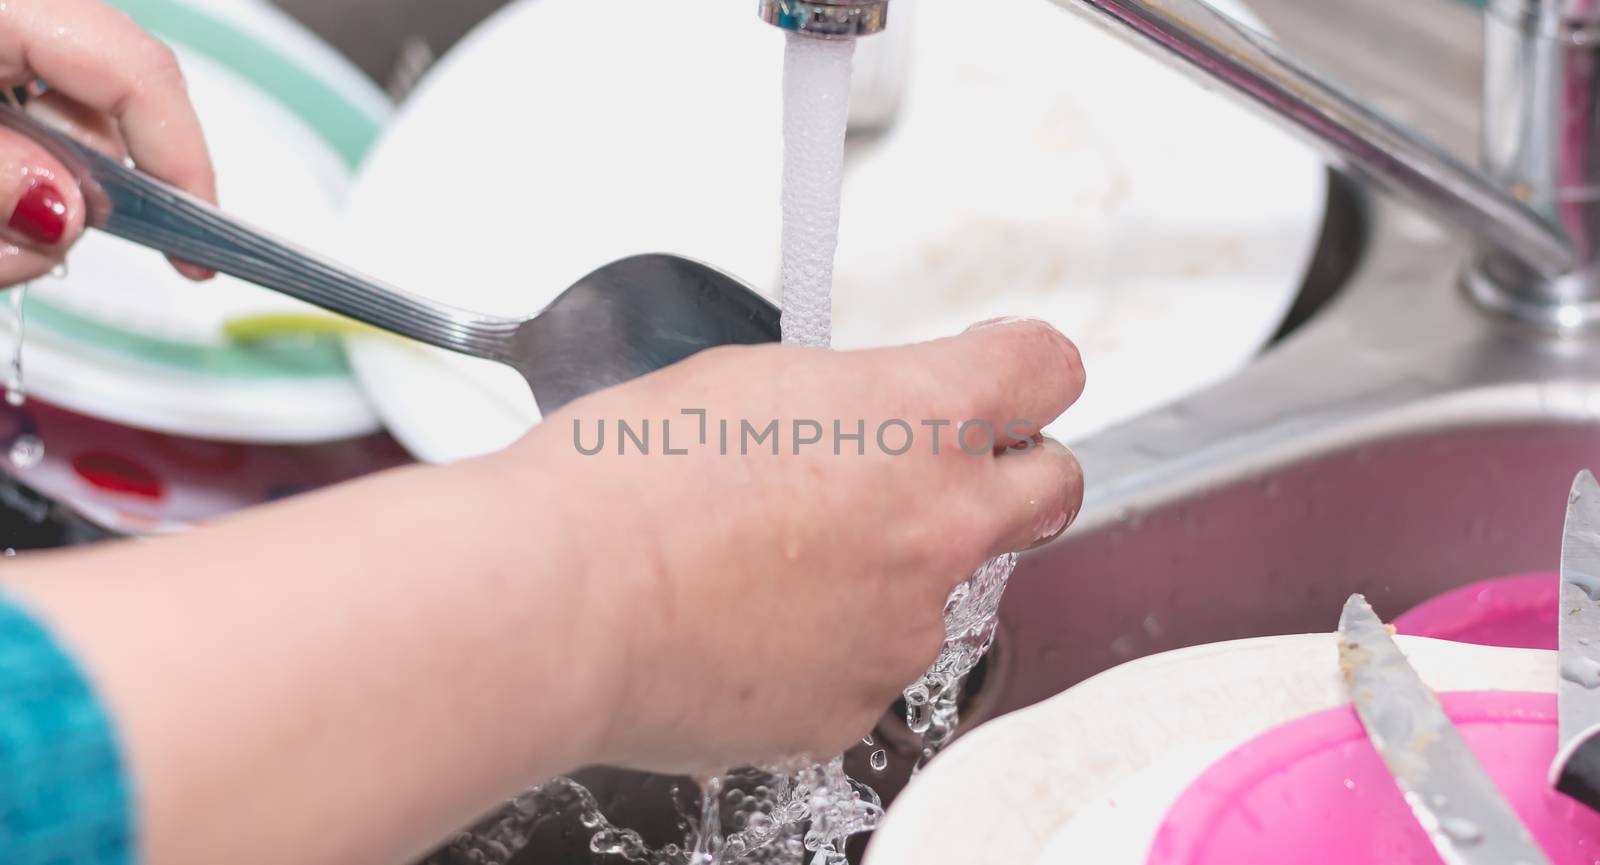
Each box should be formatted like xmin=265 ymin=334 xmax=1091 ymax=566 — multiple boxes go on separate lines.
xmin=759 ymin=0 xmax=1600 ymax=330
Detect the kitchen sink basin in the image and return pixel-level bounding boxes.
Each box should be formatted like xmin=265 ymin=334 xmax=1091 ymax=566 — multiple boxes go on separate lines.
xmin=980 ymin=186 xmax=1600 ymax=723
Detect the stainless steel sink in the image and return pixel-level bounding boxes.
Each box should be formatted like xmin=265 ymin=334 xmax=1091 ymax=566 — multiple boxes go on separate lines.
xmin=984 ymin=189 xmax=1600 ymax=720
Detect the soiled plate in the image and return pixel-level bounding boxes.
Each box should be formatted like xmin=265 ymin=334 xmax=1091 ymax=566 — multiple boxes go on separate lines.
xmin=337 ymin=0 xmax=787 ymax=461
xmin=340 ymin=0 xmax=1324 ymax=463
xmin=0 ymin=397 xmax=411 ymax=535
xmin=0 ymin=0 xmax=391 ymax=443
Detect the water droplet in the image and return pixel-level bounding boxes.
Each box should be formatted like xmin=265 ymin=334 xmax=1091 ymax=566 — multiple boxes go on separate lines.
xmin=1110 ymin=634 xmax=1139 ymax=658
xmin=861 ymin=734 xmax=873 ymax=747
xmin=1563 ymin=655 xmax=1600 ymax=689
xmin=9 ymin=433 xmax=43 ymax=469
xmin=869 ymin=750 xmax=888 ymax=772
xmin=1571 ymin=570 xmax=1600 ymax=601
xmin=1342 ymin=778 xmax=1356 ymax=790
xmin=48 ymin=261 xmax=67 ymax=280
xmin=1439 ymin=817 xmax=1482 ymax=845
xmin=3 ymin=548 xmax=15 ymax=557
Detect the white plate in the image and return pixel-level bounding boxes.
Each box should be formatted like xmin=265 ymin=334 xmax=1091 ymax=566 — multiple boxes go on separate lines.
xmin=341 ymin=0 xmax=1324 ymax=463
xmin=832 ymin=0 xmax=1325 ymax=442
xmin=338 ymin=0 xmax=787 ymax=461
xmin=0 ymin=0 xmax=391 ymax=443
xmin=862 ymin=634 xmax=1554 ymax=865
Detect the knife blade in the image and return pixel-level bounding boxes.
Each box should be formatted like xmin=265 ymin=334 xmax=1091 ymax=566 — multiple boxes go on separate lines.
xmin=1339 ymin=593 xmax=1552 ymax=865
xmin=1554 ymin=468 xmax=1600 ymax=809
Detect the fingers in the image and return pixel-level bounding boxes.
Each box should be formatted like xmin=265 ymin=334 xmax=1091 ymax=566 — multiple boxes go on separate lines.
xmin=27 ymin=90 xmax=129 ymax=159
xmin=0 ymin=121 xmax=85 ymax=284
xmin=986 ymin=436 xmax=1083 ymax=555
xmin=0 ymin=0 xmax=218 ymax=280
xmin=919 ymin=318 xmax=1086 ymax=449
xmin=2 ymin=0 xmax=216 ymax=205
xmin=0 ymin=92 xmax=131 ymax=285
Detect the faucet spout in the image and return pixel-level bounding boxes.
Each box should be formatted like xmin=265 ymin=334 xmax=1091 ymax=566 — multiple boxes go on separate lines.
xmin=758 ymin=0 xmax=892 ymax=38
xmin=1046 ymin=0 xmax=1578 ymax=280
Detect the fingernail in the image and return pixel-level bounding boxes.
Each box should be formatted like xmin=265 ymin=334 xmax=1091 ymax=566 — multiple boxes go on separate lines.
xmin=1044 ymin=437 xmax=1076 ymax=459
xmin=171 ymin=258 xmax=216 ymax=282
xmin=9 ymin=181 xmax=67 ymax=246
xmin=965 ymin=316 xmax=1046 ymax=333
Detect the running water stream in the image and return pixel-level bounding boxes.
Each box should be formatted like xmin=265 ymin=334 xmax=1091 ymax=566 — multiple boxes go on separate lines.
xmin=6 ymin=282 xmax=28 ymax=408
xmin=444 ymin=25 xmax=1018 ymax=865
xmin=778 ymin=35 xmax=854 ymax=349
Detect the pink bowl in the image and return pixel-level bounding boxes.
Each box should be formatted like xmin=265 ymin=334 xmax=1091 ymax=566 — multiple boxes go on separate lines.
xmin=1393 ymin=573 xmax=1558 ymax=650
xmin=1148 ymin=692 xmax=1600 ymax=865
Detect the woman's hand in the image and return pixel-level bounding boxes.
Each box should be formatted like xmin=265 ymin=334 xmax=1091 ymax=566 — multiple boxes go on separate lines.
xmin=0 ymin=0 xmax=215 ymax=283
xmin=509 ymin=317 xmax=1086 ymax=773
xmin=1 ymin=320 xmax=1084 ymax=865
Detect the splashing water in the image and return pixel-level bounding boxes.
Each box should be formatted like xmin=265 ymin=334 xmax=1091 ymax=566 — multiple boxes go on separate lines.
xmin=440 ymin=767 xmax=879 ymax=865
xmin=903 ymin=553 xmax=1019 ymax=769
xmin=8 ymin=433 xmax=42 ymax=469
xmin=440 ymin=26 xmax=1022 ymax=865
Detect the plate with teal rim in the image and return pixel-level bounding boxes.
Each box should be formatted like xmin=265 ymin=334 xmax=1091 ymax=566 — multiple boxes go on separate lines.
xmin=0 ymin=0 xmax=393 ymax=444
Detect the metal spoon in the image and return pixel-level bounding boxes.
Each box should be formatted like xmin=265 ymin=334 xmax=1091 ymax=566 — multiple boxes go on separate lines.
xmin=0 ymin=104 xmax=780 ymax=414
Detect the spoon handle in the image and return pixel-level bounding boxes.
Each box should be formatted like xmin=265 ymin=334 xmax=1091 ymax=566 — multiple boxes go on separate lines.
xmin=0 ymin=103 xmax=520 ymax=362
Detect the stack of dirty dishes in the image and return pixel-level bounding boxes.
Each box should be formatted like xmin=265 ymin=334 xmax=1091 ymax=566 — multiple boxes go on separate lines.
xmin=0 ymin=0 xmax=407 ymax=536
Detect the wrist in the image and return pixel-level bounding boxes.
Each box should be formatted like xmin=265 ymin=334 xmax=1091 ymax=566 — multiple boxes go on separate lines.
xmin=458 ymin=443 xmax=627 ymax=774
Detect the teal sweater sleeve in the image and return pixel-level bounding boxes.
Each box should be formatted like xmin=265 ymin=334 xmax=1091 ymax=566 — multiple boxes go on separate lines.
xmin=0 ymin=594 xmax=133 ymax=865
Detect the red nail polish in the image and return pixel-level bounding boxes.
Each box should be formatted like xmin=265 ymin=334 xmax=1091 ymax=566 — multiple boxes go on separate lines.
xmin=8 ymin=181 xmax=67 ymax=246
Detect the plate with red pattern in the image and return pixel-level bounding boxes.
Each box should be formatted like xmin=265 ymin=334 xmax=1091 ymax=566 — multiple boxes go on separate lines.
xmin=0 ymin=397 xmax=410 ymax=535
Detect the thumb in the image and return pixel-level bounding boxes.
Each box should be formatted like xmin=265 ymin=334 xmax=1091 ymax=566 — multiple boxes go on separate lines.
xmin=0 ymin=121 xmax=86 ymax=285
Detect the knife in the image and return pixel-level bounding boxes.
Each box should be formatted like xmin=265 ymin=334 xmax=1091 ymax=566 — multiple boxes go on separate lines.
xmin=1339 ymin=593 xmax=1552 ymax=865
xmin=1554 ymin=468 xmax=1600 ymax=809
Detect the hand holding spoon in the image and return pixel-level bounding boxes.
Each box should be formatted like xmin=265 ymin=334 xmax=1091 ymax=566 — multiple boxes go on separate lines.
xmin=0 ymin=103 xmax=780 ymax=414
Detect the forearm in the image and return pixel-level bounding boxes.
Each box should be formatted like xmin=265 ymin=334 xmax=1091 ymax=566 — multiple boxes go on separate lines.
xmin=0 ymin=453 xmax=611 ymax=865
